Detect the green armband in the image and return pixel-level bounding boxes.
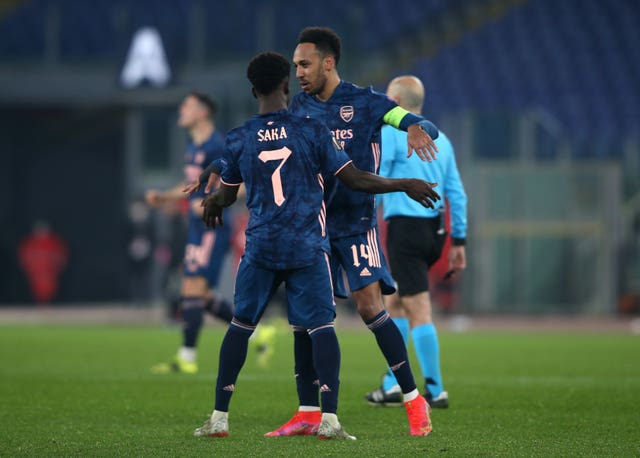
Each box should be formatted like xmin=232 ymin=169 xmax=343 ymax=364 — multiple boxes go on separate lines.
xmin=382 ymin=106 xmax=410 ymax=129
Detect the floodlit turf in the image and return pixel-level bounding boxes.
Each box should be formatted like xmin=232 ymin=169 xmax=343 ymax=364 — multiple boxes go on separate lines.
xmin=1 ymin=322 xmax=639 ymax=457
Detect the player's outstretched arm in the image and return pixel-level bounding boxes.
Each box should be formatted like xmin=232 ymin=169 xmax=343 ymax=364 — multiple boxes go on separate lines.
xmin=182 ymin=181 xmax=202 ymax=197
xmin=201 ymin=183 xmax=239 ymax=228
xmin=383 ymin=106 xmax=439 ymax=162
xmin=336 ymin=163 xmax=440 ymax=209
xmin=183 ymin=160 xmax=223 ymax=196
xmin=406 ymin=123 xmax=438 ymax=162
xmin=146 ymin=184 xmax=186 ymax=207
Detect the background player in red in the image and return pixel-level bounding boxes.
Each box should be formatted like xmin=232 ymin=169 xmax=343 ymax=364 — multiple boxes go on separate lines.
xmin=18 ymin=220 xmax=68 ymax=304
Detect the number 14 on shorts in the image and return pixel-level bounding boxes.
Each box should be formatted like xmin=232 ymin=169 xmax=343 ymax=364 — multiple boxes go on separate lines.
xmin=349 ymin=243 xmax=381 ymax=268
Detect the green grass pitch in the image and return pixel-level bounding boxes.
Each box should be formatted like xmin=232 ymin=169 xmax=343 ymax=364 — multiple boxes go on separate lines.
xmin=1 ymin=322 xmax=639 ymax=456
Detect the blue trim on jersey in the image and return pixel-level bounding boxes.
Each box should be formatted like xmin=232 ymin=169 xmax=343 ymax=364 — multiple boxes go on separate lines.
xmin=378 ymin=127 xmax=467 ymax=239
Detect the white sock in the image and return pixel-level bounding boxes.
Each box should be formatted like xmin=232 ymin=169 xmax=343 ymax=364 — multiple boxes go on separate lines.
xmin=211 ymin=410 xmax=228 ymax=420
xmin=179 ymin=346 xmax=196 ymax=363
xmin=299 ymin=405 xmax=321 ymax=412
xmin=403 ymin=389 xmax=419 ymax=403
xmin=321 ymin=412 xmax=339 ymax=426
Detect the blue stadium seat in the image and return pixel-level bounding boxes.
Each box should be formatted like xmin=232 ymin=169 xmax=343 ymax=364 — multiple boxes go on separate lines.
xmin=0 ymin=0 xmax=637 ymax=158
xmin=408 ymin=0 xmax=640 ymax=157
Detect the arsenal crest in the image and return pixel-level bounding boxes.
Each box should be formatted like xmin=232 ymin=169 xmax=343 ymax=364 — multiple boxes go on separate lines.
xmin=340 ymin=105 xmax=354 ymax=123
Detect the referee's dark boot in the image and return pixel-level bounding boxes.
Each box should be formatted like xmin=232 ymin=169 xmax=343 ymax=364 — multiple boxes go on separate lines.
xmin=425 ymin=383 xmax=449 ymax=409
xmin=365 ymin=374 xmax=403 ymax=406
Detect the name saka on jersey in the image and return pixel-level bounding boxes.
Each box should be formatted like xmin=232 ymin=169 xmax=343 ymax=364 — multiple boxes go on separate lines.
xmin=257 ymin=124 xmax=288 ymax=142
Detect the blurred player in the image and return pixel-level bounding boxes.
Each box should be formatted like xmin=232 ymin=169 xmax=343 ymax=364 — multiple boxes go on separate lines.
xmin=18 ymin=220 xmax=68 ymax=304
xmin=267 ymin=27 xmax=440 ymax=438
xmin=193 ymin=51 xmax=439 ymax=440
xmin=365 ymin=75 xmax=467 ymax=408
xmin=146 ymin=92 xmax=234 ymax=374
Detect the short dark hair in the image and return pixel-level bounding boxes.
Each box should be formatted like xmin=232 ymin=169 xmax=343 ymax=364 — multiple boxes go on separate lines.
xmin=246 ymin=52 xmax=291 ymax=95
xmin=189 ymin=91 xmax=217 ymax=118
xmin=297 ymin=26 xmax=341 ymax=65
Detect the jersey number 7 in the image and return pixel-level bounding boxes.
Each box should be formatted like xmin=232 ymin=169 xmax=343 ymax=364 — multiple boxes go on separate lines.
xmin=258 ymin=147 xmax=292 ymax=206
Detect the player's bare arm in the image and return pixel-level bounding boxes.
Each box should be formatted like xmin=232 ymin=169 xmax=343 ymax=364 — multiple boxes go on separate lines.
xmin=182 ymin=173 xmax=220 ymax=196
xmin=201 ymin=183 xmax=239 ymax=228
xmin=145 ymin=184 xmax=186 ymax=207
xmin=182 ymin=181 xmax=203 ymax=197
xmin=183 ymin=160 xmax=223 ymax=196
xmin=336 ymin=163 xmax=440 ymax=208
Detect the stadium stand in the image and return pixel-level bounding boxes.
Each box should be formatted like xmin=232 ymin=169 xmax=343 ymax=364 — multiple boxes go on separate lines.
xmin=408 ymin=0 xmax=640 ymax=158
xmin=2 ymin=0 xmax=636 ymax=158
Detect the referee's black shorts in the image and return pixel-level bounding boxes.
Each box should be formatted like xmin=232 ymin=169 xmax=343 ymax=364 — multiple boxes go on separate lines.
xmin=386 ymin=215 xmax=446 ymax=297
